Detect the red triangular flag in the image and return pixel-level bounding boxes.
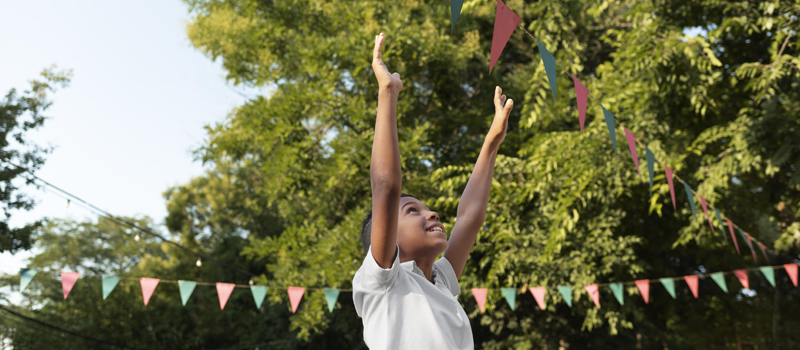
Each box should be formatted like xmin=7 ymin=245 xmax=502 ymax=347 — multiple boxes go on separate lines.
xmin=726 ymin=218 xmax=740 ymax=254
xmin=216 ymin=283 xmax=236 ymax=310
xmin=529 ymin=287 xmax=546 ymax=310
xmin=665 ymin=166 xmax=676 ymax=210
xmin=584 ymin=284 xmax=600 ymax=307
xmin=472 ymin=288 xmax=488 ymax=313
xmin=489 ymin=0 xmax=520 ymax=73
xmin=635 ymin=279 xmax=650 ymax=304
xmin=140 ymin=278 xmax=159 ymax=306
xmin=684 ymin=275 xmax=699 ymax=299
xmin=733 ymin=270 xmax=749 ymax=289
xmin=623 ymin=126 xmax=640 ymax=173
xmin=287 ymin=286 xmax=305 ymax=313
xmin=572 ymin=75 xmax=588 ymax=133
xmin=699 ymin=196 xmax=714 ymax=233
xmin=758 ymin=242 xmax=770 ymax=263
xmin=744 ymin=232 xmax=757 ymax=262
xmin=784 ymin=264 xmax=798 ymax=287
xmin=60 ymin=271 xmax=80 ymax=300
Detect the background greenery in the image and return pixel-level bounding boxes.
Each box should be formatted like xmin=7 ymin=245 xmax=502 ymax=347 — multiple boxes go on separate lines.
xmin=2 ymin=0 xmax=800 ymax=348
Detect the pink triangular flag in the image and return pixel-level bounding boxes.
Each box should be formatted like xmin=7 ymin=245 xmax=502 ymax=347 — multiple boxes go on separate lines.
xmin=529 ymin=287 xmax=546 ymax=310
xmin=684 ymin=275 xmax=699 ymax=299
xmin=623 ymin=126 xmax=640 ymax=173
xmin=60 ymin=271 xmax=80 ymax=300
xmin=733 ymin=270 xmax=749 ymax=289
xmin=287 ymin=286 xmax=305 ymax=313
xmin=216 ymin=283 xmax=236 ymax=310
xmin=726 ymin=218 xmax=740 ymax=254
xmin=758 ymin=242 xmax=770 ymax=263
xmin=140 ymin=278 xmax=159 ymax=306
xmin=472 ymin=288 xmax=488 ymax=313
xmin=489 ymin=0 xmax=520 ymax=73
xmin=784 ymin=264 xmax=798 ymax=287
xmin=572 ymin=75 xmax=588 ymax=133
xmin=699 ymin=196 xmax=714 ymax=233
xmin=744 ymin=232 xmax=757 ymax=262
xmin=584 ymin=284 xmax=600 ymax=307
xmin=635 ymin=279 xmax=650 ymax=304
xmin=665 ymin=165 xmax=676 ymax=210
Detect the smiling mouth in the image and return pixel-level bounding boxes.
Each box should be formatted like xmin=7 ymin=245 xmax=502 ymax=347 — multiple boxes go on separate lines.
xmin=426 ymin=226 xmax=446 ymax=235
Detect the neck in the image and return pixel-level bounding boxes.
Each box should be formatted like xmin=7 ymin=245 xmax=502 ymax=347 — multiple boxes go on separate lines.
xmin=398 ymin=248 xmax=438 ymax=282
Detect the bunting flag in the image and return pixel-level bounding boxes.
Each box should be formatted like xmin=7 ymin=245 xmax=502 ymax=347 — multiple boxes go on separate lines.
xmin=684 ymin=275 xmax=699 ymax=299
xmin=501 ymin=287 xmax=516 ymax=310
xmin=557 ymin=286 xmax=572 ymax=307
xmin=784 ymin=264 xmax=798 ymax=287
xmin=489 ymin=0 xmax=520 ymax=73
xmin=759 ymin=267 xmax=776 ymax=287
xmin=635 ymin=279 xmax=650 ymax=304
xmin=659 ymin=278 xmax=677 ymax=299
xmin=450 ymin=0 xmax=463 ymax=32
xmin=19 ymin=268 xmax=38 ymax=291
xmin=726 ymin=218 xmax=740 ymax=254
xmin=572 ymin=75 xmax=588 ymax=133
xmin=665 ymin=166 xmax=676 ymax=210
xmin=250 ymin=285 xmax=268 ymax=309
xmin=60 ymin=271 xmax=80 ymax=300
xmin=529 ymin=287 xmax=546 ymax=310
xmin=102 ymin=276 xmax=120 ymax=300
xmin=324 ymin=288 xmax=340 ymax=313
xmin=710 ymin=272 xmax=728 ymax=293
xmin=216 ymin=283 xmax=235 ymax=310
xmin=601 ymin=106 xmax=618 ymax=155
xmin=537 ymin=40 xmax=557 ymax=102
xmin=699 ymin=196 xmax=714 ymax=233
xmin=646 ymin=146 xmax=655 ymax=195
xmin=287 ymin=286 xmax=305 ymax=313
xmin=622 ymin=127 xmax=640 ymax=173
xmin=584 ymin=284 xmax=600 ymax=307
xmin=140 ymin=278 xmax=159 ymax=306
xmin=609 ymin=283 xmax=624 ymax=305
xmin=733 ymin=270 xmax=749 ymax=289
xmin=757 ymin=242 xmax=770 ymax=263
xmin=472 ymin=288 xmax=488 ymax=313
xmin=178 ymin=280 xmax=197 ymax=306
xmin=743 ymin=231 xmax=757 ymax=262
xmin=682 ymin=183 xmax=698 ymax=220
xmin=714 ymin=208 xmax=727 ymax=242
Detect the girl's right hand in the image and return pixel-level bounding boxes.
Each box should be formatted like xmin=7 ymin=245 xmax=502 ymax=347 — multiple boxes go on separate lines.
xmin=372 ymin=33 xmax=403 ymax=93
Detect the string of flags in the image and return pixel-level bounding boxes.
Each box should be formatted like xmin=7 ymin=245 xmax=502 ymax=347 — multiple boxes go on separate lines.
xmin=451 ymin=0 xmax=778 ymax=259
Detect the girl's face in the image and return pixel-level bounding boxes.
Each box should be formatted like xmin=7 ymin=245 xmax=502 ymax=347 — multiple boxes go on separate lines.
xmin=396 ymin=196 xmax=449 ymax=258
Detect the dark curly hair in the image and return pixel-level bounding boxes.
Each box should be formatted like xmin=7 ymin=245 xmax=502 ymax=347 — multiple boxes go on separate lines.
xmin=361 ymin=193 xmax=415 ymax=254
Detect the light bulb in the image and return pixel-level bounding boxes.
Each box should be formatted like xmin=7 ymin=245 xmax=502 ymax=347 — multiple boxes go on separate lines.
xmin=66 ymin=199 xmax=70 ymax=208
xmin=196 ymin=258 xmax=202 ymax=267
xmin=249 ymin=278 xmax=254 ymax=285
xmin=134 ymin=233 xmax=141 ymax=242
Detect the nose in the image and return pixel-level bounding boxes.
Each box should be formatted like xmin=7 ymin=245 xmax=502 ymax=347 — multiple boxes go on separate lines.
xmin=427 ymin=210 xmax=439 ymax=222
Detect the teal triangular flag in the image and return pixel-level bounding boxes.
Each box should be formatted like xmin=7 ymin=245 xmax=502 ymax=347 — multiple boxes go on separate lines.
xmin=501 ymin=288 xmax=516 ymax=311
xmin=601 ymin=106 xmax=618 ymax=155
xmin=450 ymin=0 xmax=464 ymax=33
xmin=710 ymin=272 xmax=728 ymax=293
xmin=557 ymin=286 xmax=572 ymax=307
xmin=609 ymin=283 xmax=624 ymax=305
xmin=20 ymin=268 xmax=38 ymax=291
xmin=759 ymin=267 xmax=776 ymax=287
xmin=646 ymin=146 xmax=655 ymax=195
xmin=102 ymin=276 xmax=120 ymax=300
xmin=178 ymin=280 xmax=197 ymax=306
xmin=250 ymin=285 xmax=268 ymax=309
xmin=683 ymin=182 xmax=697 ymax=220
xmin=659 ymin=278 xmax=677 ymax=299
xmin=537 ymin=39 xmax=557 ymax=103
xmin=714 ymin=208 xmax=727 ymax=242
xmin=324 ymin=288 xmax=340 ymax=313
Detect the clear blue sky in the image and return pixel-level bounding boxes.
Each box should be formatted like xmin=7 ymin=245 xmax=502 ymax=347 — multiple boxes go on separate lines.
xmin=0 ymin=1 xmax=258 ymax=273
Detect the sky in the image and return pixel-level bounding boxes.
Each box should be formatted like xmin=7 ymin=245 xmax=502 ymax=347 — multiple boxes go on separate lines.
xmin=0 ymin=1 xmax=260 ymax=274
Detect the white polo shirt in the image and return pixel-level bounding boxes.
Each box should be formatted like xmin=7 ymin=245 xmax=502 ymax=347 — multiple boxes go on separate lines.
xmin=352 ymin=245 xmax=473 ymax=350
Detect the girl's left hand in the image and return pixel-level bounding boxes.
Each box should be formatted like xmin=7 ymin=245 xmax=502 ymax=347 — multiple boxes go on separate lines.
xmin=487 ymin=86 xmax=513 ymax=144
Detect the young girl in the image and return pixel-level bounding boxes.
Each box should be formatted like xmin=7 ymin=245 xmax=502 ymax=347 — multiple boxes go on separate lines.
xmin=352 ymin=33 xmax=514 ymax=350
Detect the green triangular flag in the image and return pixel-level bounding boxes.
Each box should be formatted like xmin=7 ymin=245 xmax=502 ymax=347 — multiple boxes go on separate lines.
xmin=659 ymin=278 xmax=676 ymax=299
xmin=609 ymin=283 xmax=624 ymax=305
xmin=759 ymin=267 xmax=776 ymax=287
xmin=250 ymin=285 xmax=268 ymax=309
xmin=450 ymin=0 xmax=464 ymax=33
xmin=646 ymin=146 xmax=655 ymax=195
xmin=324 ymin=288 xmax=340 ymax=313
xmin=557 ymin=286 xmax=572 ymax=307
xmin=102 ymin=276 xmax=120 ymax=300
xmin=714 ymin=208 xmax=727 ymax=242
xmin=601 ymin=106 xmax=618 ymax=155
xmin=20 ymin=268 xmax=38 ymax=291
xmin=537 ymin=39 xmax=557 ymax=103
xmin=710 ymin=272 xmax=728 ymax=293
xmin=683 ymin=182 xmax=698 ymax=220
xmin=501 ymin=288 xmax=516 ymax=311
xmin=178 ymin=280 xmax=197 ymax=306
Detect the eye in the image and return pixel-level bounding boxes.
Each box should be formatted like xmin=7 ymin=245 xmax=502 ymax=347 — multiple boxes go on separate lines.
xmin=406 ymin=207 xmax=417 ymax=214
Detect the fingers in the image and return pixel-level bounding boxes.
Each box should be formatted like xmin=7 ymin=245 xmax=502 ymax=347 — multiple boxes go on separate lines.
xmin=373 ymin=33 xmax=385 ymax=63
xmin=494 ymin=86 xmax=502 ymax=108
xmin=503 ymin=98 xmax=514 ymax=114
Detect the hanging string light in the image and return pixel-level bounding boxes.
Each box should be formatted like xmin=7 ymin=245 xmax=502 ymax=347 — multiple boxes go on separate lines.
xmin=66 ymin=199 xmax=70 ymax=208
xmin=249 ymin=278 xmax=254 ymax=285
xmin=196 ymin=258 xmax=202 ymax=267
xmin=134 ymin=232 xmax=141 ymax=242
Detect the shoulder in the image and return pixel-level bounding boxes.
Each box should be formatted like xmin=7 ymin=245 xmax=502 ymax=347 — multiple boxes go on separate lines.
xmin=433 ymin=257 xmax=461 ymax=297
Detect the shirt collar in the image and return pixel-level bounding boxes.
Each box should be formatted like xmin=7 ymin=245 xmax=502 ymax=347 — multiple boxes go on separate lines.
xmin=400 ymin=260 xmax=425 ymax=278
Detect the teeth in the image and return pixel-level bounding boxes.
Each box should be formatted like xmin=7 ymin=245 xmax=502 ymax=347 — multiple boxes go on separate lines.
xmin=431 ymin=226 xmax=443 ymax=232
